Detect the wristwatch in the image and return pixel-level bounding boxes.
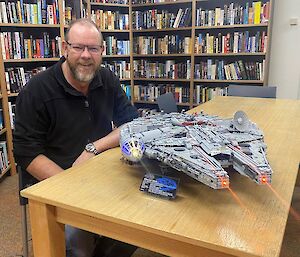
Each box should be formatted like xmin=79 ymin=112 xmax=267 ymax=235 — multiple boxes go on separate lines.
xmin=85 ymin=143 xmax=100 ymax=155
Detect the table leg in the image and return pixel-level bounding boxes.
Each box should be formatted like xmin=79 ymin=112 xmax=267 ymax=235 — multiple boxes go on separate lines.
xmin=28 ymin=199 xmax=65 ymax=257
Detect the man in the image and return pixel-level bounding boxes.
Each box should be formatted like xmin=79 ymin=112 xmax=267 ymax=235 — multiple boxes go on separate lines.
xmin=13 ymin=19 xmax=138 ymax=257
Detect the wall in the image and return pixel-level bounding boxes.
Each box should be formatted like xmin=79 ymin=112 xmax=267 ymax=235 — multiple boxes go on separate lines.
xmin=268 ymin=0 xmax=300 ymax=99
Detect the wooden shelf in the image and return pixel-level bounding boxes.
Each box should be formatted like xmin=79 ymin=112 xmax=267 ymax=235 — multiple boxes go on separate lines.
xmin=0 ymin=23 xmax=60 ymax=28
xmin=133 ymin=54 xmax=191 ymax=57
xmin=195 ymin=23 xmax=268 ymax=30
xmin=4 ymin=58 xmax=60 ymax=63
xmin=90 ymin=2 xmax=129 ymax=7
xmin=132 ymin=27 xmax=192 ymax=32
xmin=132 ymin=0 xmax=192 ymax=8
xmin=193 ymin=79 xmax=263 ymax=84
xmin=134 ymin=78 xmax=190 ymax=82
xmin=119 ymin=78 xmax=131 ymax=81
xmin=194 ymin=53 xmax=266 ymax=57
xmin=101 ymin=29 xmax=130 ymax=33
xmin=103 ymin=55 xmax=130 ymax=58
xmin=8 ymin=93 xmax=19 ymax=97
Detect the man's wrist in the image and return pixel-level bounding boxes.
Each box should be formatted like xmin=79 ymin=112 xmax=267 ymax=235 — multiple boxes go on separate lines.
xmin=85 ymin=143 xmax=100 ymax=155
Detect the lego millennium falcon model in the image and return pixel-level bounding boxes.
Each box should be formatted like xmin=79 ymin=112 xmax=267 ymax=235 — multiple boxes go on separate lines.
xmin=120 ymin=111 xmax=272 ymax=189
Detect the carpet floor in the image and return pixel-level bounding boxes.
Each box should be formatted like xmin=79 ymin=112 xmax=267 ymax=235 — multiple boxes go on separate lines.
xmin=0 ymin=173 xmax=299 ymax=257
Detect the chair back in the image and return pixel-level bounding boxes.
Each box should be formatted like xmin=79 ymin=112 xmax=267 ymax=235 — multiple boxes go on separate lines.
xmin=227 ymin=85 xmax=277 ymax=98
xmin=18 ymin=166 xmax=38 ymax=205
xmin=157 ymin=92 xmax=178 ymax=113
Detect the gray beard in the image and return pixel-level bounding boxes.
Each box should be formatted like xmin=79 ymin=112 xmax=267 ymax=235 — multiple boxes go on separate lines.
xmin=67 ymin=60 xmax=100 ymax=83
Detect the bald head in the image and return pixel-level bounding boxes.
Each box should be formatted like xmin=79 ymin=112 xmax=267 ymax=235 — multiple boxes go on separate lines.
xmin=65 ymin=18 xmax=103 ymax=46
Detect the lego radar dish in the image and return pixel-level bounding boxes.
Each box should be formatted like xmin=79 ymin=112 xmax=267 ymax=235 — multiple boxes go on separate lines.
xmin=120 ymin=111 xmax=272 ymax=190
xmin=233 ymin=111 xmax=250 ymax=132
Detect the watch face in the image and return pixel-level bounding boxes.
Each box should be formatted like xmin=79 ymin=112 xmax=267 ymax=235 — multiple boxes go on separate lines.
xmin=85 ymin=143 xmax=99 ymax=155
xmin=86 ymin=143 xmax=95 ymax=152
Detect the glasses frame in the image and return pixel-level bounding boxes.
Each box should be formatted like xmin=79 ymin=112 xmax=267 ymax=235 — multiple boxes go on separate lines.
xmin=66 ymin=41 xmax=103 ymax=54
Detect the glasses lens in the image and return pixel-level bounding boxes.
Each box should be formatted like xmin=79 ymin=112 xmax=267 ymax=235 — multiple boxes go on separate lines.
xmin=68 ymin=42 xmax=102 ymax=54
xmin=70 ymin=44 xmax=85 ymax=53
xmin=88 ymin=46 xmax=101 ymax=53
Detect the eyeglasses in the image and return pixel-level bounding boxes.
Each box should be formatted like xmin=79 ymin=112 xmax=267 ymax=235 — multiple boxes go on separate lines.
xmin=66 ymin=41 xmax=103 ymax=54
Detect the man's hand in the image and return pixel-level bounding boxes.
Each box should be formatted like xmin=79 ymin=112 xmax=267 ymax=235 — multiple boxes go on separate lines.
xmin=72 ymin=150 xmax=96 ymax=166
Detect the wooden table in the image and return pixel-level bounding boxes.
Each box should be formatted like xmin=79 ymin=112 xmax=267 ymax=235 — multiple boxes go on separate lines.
xmin=21 ymin=97 xmax=300 ymax=257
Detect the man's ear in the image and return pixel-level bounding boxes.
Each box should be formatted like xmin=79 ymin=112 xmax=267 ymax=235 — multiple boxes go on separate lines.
xmin=62 ymin=41 xmax=68 ymax=58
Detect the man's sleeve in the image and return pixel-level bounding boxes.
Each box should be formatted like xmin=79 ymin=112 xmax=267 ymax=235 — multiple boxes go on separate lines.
xmin=112 ymin=76 xmax=139 ymax=127
xmin=13 ymin=89 xmax=49 ymax=170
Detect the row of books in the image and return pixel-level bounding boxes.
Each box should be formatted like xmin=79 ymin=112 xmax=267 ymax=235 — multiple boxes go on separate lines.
xmin=0 ymin=0 xmax=59 ymax=25
xmin=102 ymin=61 xmax=131 ymax=79
xmin=133 ymin=36 xmax=191 ymax=55
xmin=194 ymin=85 xmax=228 ymax=104
xmin=133 ymin=60 xmax=191 ymax=79
xmin=103 ymin=37 xmax=130 ymax=55
xmin=0 ymin=141 xmax=9 ymax=173
xmin=132 ymin=8 xmax=191 ymax=30
xmin=91 ymin=10 xmax=129 ymax=30
xmin=194 ymin=59 xmax=265 ymax=81
xmin=0 ymin=32 xmax=61 ymax=60
xmin=5 ymin=66 xmax=47 ymax=93
xmin=133 ymin=84 xmax=190 ymax=104
xmin=195 ymin=31 xmax=267 ymax=54
xmin=196 ymin=1 xmax=270 ymax=27
xmin=132 ymin=0 xmax=177 ymax=4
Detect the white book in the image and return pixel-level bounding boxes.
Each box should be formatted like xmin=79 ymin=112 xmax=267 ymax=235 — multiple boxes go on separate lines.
xmin=0 ymin=33 xmax=6 ymax=59
xmin=56 ymin=36 xmax=62 ymax=57
xmin=8 ymin=102 xmax=14 ymax=129
xmin=20 ymin=67 xmax=26 ymax=86
xmin=5 ymin=72 xmax=10 ymax=92
xmin=0 ymin=141 xmax=8 ymax=167
xmin=233 ymin=32 xmax=239 ymax=53
xmin=47 ymin=5 xmax=54 ymax=24
xmin=263 ymin=35 xmax=268 ymax=53
xmin=208 ymin=10 xmax=212 ymax=26
xmin=173 ymin=8 xmax=183 ymax=28
xmin=251 ymin=36 xmax=256 ymax=52
xmin=1 ymin=2 xmax=8 ymax=23
xmin=0 ymin=4 xmax=2 ymax=23
xmin=215 ymin=8 xmax=221 ymax=26
xmin=7 ymin=2 xmax=13 ymax=23
xmin=14 ymin=32 xmax=21 ymax=59
xmin=165 ymin=60 xmax=175 ymax=77
xmin=220 ymin=10 xmax=224 ymax=26
xmin=186 ymin=60 xmax=191 ymax=79
xmin=211 ymin=64 xmax=216 ymax=80
xmin=26 ymin=4 xmax=31 ymax=23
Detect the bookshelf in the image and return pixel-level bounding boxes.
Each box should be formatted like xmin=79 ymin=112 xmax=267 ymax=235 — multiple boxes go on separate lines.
xmin=131 ymin=0 xmax=194 ymax=109
xmin=0 ymin=0 xmax=274 ymax=176
xmin=130 ymin=0 xmax=273 ymax=108
xmin=0 ymin=0 xmax=63 ymax=176
xmin=88 ymin=0 xmax=132 ymax=99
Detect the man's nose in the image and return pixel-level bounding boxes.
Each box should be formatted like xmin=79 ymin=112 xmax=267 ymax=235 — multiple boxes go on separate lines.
xmin=81 ymin=47 xmax=92 ymax=57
